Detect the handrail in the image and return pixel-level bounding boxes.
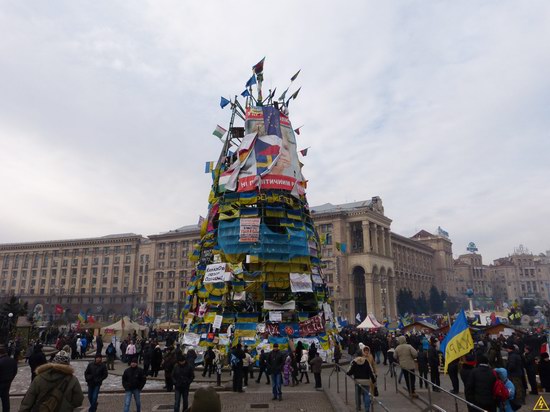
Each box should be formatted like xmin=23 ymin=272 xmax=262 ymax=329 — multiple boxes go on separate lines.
xmin=328 ymin=363 xmax=391 ymax=412
xmin=391 ymin=362 xmax=487 ymax=412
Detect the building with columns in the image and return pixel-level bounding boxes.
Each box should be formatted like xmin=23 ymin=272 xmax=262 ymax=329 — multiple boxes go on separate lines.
xmin=0 ymin=197 xmax=462 ymax=323
xmin=310 ymin=197 xmax=397 ymax=322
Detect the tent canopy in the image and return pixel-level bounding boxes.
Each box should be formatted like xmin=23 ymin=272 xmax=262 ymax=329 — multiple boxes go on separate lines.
xmin=101 ymin=316 xmax=148 ymax=338
xmin=157 ymin=321 xmax=180 ymax=330
xmin=357 ymin=315 xmax=382 ymax=329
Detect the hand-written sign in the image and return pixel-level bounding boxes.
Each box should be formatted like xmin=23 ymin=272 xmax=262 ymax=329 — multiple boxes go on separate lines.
xmin=212 ymin=315 xmax=223 ymax=330
xmin=204 ymin=263 xmax=227 ymax=283
xmin=239 ymin=218 xmax=260 ymax=242
xmin=299 ymin=314 xmax=325 ymax=337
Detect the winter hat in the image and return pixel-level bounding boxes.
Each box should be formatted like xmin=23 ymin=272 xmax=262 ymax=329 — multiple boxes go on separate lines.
xmin=190 ymin=386 xmax=221 ymax=412
xmin=53 ymin=350 xmax=71 ymax=365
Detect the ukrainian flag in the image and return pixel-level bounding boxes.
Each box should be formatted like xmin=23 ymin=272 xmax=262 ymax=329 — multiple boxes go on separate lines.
xmin=440 ymin=310 xmax=474 ymax=372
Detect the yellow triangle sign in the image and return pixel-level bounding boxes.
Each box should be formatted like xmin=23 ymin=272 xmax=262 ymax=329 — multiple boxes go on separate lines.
xmin=534 ymin=396 xmax=550 ymax=411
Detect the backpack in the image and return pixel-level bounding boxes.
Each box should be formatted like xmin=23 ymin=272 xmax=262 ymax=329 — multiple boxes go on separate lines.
xmin=35 ymin=376 xmax=71 ymax=412
xmin=492 ymin=371 xmax=509 ymax=402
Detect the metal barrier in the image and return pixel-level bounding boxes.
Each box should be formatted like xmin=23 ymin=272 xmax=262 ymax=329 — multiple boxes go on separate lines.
xmin=328 ymin=364 xmax=390 ymax=412
xmin=390 ymin=363 xmax=488 ymax=412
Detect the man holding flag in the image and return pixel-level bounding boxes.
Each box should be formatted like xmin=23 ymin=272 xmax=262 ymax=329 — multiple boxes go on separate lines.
xmin=439 ymin=310 xmax=474 ymax=394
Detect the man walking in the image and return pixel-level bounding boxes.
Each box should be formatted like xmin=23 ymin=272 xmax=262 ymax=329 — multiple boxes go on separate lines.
xmin=230 ymin=343 xmax=245 ymax=392
xmin=0 ymin=344 xmax=18 ymax=412
xmin=256 ymin=349 xmax=271 ymax=384
xmin=105 ymin=342 xmax=116 ymax=370
xmin=172 ymin=354 xmax=194 ymax=412
xmin=394 ymin=335 xmax=418 ymax=398
xmin=85 ymin=354 xmax=108 ymax=412
xmin=122 ymin=357 xmax=147 ymax=412
xmin=267 ymin=343 xmax=285 ymax=401
xmin=309 ymin=352 xmax=323 ymax=389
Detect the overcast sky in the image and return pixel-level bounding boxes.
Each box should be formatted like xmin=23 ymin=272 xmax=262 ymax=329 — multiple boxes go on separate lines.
xmin=1 ymin=1 xmax=549 ymax=262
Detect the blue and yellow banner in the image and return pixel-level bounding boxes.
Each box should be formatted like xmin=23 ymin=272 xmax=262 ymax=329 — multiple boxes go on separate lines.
xmin=440 ymin=310 xmax=473 ymax=372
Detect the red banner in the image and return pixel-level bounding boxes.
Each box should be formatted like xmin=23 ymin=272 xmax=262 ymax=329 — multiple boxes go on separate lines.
xmin=237 ymin=174 xmax=296 ymax=192
xmin=299 ymin=314 xmax=325 ymax=337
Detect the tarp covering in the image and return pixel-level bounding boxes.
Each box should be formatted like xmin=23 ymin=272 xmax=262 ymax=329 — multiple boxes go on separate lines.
xmin=101 ymin=316 xmax=148 ymax=338
xmin=357 ymin=315 xmax=381 ymax=329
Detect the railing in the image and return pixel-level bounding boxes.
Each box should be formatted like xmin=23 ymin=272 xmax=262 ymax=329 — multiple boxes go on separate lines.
xmin=328 ymin=363 xmax=390 ymax=412
xmin=389 ymin=363 xmax=487 ymax=412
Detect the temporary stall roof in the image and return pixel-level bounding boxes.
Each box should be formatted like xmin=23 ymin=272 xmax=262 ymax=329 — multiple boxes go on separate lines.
xmin=101 ymin=316 xmax=148 ymax=338
xmin=357 ymin=315 xmax=382 ymax=329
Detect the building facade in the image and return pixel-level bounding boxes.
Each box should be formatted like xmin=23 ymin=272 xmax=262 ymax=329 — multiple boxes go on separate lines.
xmin=391 ymin=232 xmax=436 ymax=299
xmin=0 ymin=234 xmax=147 ymax=322
xmin=310 ymin=197 xmax=397 ymax=322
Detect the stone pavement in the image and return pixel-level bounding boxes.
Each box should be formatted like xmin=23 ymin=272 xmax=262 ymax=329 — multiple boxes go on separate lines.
xmin=9 ymin=387 xmax=335 ymax=412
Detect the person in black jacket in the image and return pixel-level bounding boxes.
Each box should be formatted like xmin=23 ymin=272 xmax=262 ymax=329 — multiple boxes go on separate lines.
xmin=151 ymin=345 xmax=163 ymax=377
xmin=142 ymin=341 xmax=153 ymax=376
xmin=256 ymin=349 xmax=271 ymax=384
xmin=172 ymin=354 xmax=195 ymax=412
xmin=85 ymin=354 xmax=108 ymax=412
xmin=539 ymin=352 xmax=550 ymax=392
xmin=231 ymin=344 xmax=246 ymax=393
xmin=523 ymin=345 xmax=538 ymax=395
xmin=163 ymin=346 xmax=177 ymax=392
xmin=505 ymin=344 xmax=525 ymax=404
xmin=347 ymin=349 xmax=376 ymax=412
xmin=417 ymin=347 xmax=429 ymax=389
xmin=427 ymin=338 xmax=441 ymax=391
xmin=466 ymin=355 xmax=497 ymax=412
xmin=0 ymin=344 xmax=18 ymax=412
xmin=267 ymin=343 xmax=285 ymax=401
xmin=28 ymin=343 xmax=47 ymax=381
xmin=122 ymin=357 xmax=146 ymax=412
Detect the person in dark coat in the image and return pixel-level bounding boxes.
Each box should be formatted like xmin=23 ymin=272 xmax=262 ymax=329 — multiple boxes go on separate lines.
xmin=505 ymin=344 xmax=525 ymax=405
xmin=172 ymin=354 xmax=195 ymax=412
xmin=202 ymin=347 xmax=215 ymax=377
xmin=309 ymin=352 xmax=323 ymax=389
xmin=523 ymin=345 xmax=538 ymax=395
xmin=85 ymin=354 xmax=108 ymax=412
xmin=28 ymin=343 xmax=47 ymax=381
xmin=417 ymin=347 xmax=429 ymax=388
xmin=347 ymin=348 xmax=376 ymax=411
xmin=308 ymin=343 xmax=318 ymax=363
xmin=105 ymin=343 xmax=116 ymax=370
xmin=19 ymin=348 xmax=84 ymax=412
xmin=151 ymin=345 xmax=163 ymax=377
xmin=142 ymin=341 xmax=153 ymax=376
xmin=122 ymin=357 xmax=146 ymax=412
xmin=267 ymin=343 xmax=285 ymax=400
xmin=466 ymin=354 xmax=497 ymax=412
xmin=0 ymin=344 xmax=18 ymax=412
xmin=427 ymin=338 xmax=440 ymax=391
xmin=448 ymin=358 xmax=460 ymax=394
xmin=538 ymin=352 xmax=550 ymax=392
xmin=186 ymin=347 xmax=197 ymax=369
xmin=231 ymin=343 xmax=246 ymax=393
xmin=95 ymin=335 xmax=104 ymax=356
xmin=256 ymin=349 xmax=271 ymax=384
xmin=460 ymin=351 xmax=477 ymax=406
xmin=163 ymin=346 xmax=177 ymax=392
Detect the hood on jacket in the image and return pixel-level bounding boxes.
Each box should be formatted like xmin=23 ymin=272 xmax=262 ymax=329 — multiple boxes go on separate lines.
xmin=397 ymin=336 xmax=407 ymax=345
xmin=353 ymin=356 xmax=367 ymax=365
xmin=36 ymin=363 xmax=75 ymax=382
xmin=495 ymin=367 xmax=508 ymax=380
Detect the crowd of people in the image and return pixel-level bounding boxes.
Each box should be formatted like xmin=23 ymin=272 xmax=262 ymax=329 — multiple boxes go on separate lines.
xmin=339 ymin=326 xmax=550 ymax=412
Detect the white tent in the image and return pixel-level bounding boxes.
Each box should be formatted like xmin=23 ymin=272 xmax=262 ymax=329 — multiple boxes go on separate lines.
xmin=357 ymin=315 xmax=382 ymax=329
xmin=101 ymin=316 xmax=148 ymax=338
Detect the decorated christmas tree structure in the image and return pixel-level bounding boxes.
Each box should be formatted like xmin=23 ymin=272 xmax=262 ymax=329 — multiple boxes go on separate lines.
xmin=182 ymin=59 xmax=338 ymax=359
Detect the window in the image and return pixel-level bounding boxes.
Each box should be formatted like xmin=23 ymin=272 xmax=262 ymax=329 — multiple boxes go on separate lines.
xmin=113 ymin=277 xmax=119 ymax=284
xmin=102 ymin=267 xmax=108 ymax=276
xmin=168 ymin=291 xmax=175 ymax=299
xmin=71 ymin=268 xmax=77 ymax=276
xmin=62 ymin=259 xmax=68 ymax=267
xmin=83 ymin=258 xmax=88 ymax=265
xmin=72 ymin=258 xmax=78 ymax=266
xmin=51 ymin=269 xmax=57 ymax=276
xmin=125 ymin=256 xmax=131 ymax=264
xmin=124 ymin=266 xmax=130 ymax=274
xmin=92 ymin=268 xmax=98 ymax=275
xmin=92 ymin=258 xmax=98 ymax=265
xmin=114 ymin=256 xmax=120 ymax=264
xmin=157 ymin=282 xmax=164 ymax=288
xmin=113 ymin=266 xmax=119 ymax=275
xmin=156 ymin=292 xmax=163 ymax=299
xmin=104 ymin=247 xmax=110 ymax=254
xmin=115 ymin=246 xmax=121 ymax=254
xmin=82 ymin=268 xmax=87 ymax=275
xmin=125 ymin=245 xmax=131 ymax=254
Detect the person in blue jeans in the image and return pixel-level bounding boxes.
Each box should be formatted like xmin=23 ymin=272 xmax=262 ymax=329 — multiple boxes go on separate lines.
xmin=172 ymin=354 xmax=194 ymax=412
xmin=267 ymin=343 xmax=285 ymax=401
xmin=347 ymin=347 xmax=376 ymax=411
xmin=122 ymin=357 xmax=146 ymax=412
xmin=84 ymin=354 xmax=108 ymax=412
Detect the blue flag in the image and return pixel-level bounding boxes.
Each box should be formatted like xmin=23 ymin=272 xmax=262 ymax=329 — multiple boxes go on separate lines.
xmin=440 ymin=310 xmax=473 ymax=372
xmin=241 ymin=89 xmax=250 ymax=97
xmin=245 ymin=74 xmax=257 ymax=88
xmin=220 ymin=96 xmax=230 ymax=109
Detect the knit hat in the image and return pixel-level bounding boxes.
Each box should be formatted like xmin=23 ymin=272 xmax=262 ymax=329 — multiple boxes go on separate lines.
xmin=53 ymin=350 xmax=71 ymax=365
xmin=190 ymin=386 xmax=221 ymax=412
